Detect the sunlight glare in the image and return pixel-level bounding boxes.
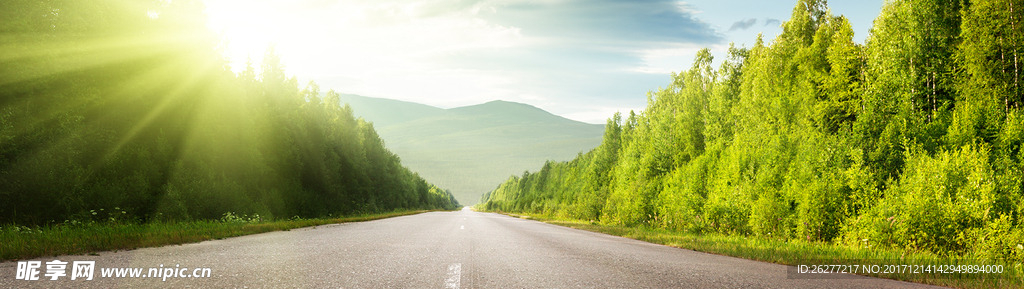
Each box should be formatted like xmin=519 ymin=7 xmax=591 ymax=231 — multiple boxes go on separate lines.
xmin=203 ymin=0 xmax=327 ymax=72
xmin=202 ymin=1 xmax=521 ymax=77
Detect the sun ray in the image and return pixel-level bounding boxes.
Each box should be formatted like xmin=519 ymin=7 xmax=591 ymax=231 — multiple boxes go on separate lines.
xmin=0 ymin=29 xmax=219 ymax=154
xmin=100 ymin=48 xmax=222 ymax=164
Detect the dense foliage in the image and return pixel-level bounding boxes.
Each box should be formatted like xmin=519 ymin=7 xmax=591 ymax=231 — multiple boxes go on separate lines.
xmin=480 ymin=0 xmax=1023 ymax=261
xmin=0 ymin=0 xmax=459 ymax=226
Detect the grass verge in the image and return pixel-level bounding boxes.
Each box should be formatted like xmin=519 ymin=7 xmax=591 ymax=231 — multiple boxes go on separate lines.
xmin=501 ymin=212 xmax=1023 ymax=289
xmin=1 ymin=210 xmax=433 ymax=261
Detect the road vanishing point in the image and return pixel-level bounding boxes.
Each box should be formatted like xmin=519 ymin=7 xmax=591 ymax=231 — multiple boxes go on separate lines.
xmin=1 ymin=208 xmax=942 ymax=288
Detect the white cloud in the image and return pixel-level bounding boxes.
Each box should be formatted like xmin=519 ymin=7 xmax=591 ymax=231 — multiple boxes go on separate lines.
xmin=559 ymin=105 xmax=645 ymax=124
xmin=629 ymin=43 xmax=728 ymax=75
xmin=206 ymin=0 xmax=525 ymax=73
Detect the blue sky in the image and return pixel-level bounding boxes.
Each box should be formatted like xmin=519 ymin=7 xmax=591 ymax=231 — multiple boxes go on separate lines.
xmin=205 ymin=0 xmax=885 ymax=123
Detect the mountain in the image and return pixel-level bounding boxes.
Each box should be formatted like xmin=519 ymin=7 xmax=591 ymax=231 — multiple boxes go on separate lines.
xmin=335 ymin=94 xmax=445 ymax=127
xmin=338 ymin=94 xmax=605 ymax=205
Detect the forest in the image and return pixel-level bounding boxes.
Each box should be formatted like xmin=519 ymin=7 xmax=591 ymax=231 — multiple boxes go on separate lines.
xmin=480 ymin=0 xmax=1024 ymax=262
xmin=0 ymin=0 xmax=460 ymax=226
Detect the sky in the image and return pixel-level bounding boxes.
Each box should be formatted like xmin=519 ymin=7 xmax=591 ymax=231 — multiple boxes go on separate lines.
xmin=204 ymin=0 xmax=885 ymax=124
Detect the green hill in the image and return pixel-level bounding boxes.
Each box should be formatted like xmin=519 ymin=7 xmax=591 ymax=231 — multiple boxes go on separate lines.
xmin=336 ymin=94 xmax=445 ymax=127
xmin=339 ymin=95 xmax=604 ymax=205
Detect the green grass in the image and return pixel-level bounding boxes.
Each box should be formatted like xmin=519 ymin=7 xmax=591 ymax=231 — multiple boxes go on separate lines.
xmin=503 ymin=212 xmax=1023 ymax=289
xmin=1 ymin=210 xmax=433 ymax=261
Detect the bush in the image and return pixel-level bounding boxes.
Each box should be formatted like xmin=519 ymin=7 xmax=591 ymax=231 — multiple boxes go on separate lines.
xmin=844 ymin=145 xmax=997 ymax=255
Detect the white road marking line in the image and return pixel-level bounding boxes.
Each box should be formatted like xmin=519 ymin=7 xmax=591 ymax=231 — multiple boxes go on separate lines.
xmin=445 ymin=263 xmax=461 ymax=289
xmin=460 ymin=225 xmax=464 ymax=230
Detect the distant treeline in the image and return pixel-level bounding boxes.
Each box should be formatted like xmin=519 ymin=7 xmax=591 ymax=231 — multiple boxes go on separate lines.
xmin=0 ymin=0 xmax=459 ymax=226
xmin=480 ymin=0 xmax=1023 ymax=261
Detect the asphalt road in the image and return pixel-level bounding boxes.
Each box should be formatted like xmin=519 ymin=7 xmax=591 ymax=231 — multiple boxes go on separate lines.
xmin=1 ymin=208 xmax=943 ymax=288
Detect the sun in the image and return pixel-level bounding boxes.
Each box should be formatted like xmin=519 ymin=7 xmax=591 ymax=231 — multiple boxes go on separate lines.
xmin=202 ymin=0 xmax=327 ymax=73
